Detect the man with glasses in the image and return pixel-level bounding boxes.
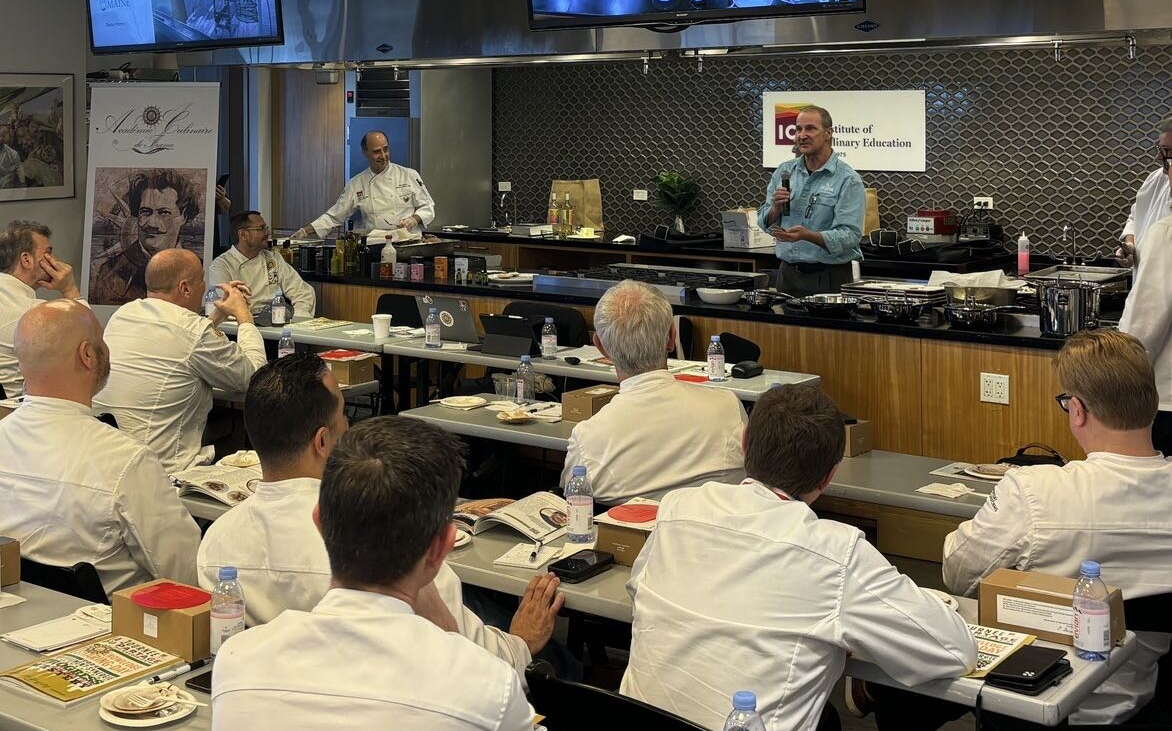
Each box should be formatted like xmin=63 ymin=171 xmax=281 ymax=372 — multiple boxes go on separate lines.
xmin=91 ymin=169 xmax=200 ymax=305
xmin=757 ymin=105 xmax=865 ymax=296
xmin=1116 ymin=116 xmax=1172 ymax=266
xmin=209 ymin=211 xmax=316 ymax=318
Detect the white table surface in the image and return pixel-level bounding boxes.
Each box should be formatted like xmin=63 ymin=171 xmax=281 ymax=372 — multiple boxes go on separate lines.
xmin=0 ymin=583 xmax=211 ymax=731
xmin=218 ymin=318 xmax=410 ymax=353
xmin=450 ymin=527 xmax=1136 ymax=726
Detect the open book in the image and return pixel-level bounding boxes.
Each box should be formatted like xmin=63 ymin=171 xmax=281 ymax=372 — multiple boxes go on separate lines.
xmin=967 ymin=624 xmax=1036 ymax=678
xmin=453 ymin=493 xmax=570 ymax=541
xmin=169 ymin=464 xmax=262 ymax=507
xmin=0 ymin=636 xmax=179 ymax=704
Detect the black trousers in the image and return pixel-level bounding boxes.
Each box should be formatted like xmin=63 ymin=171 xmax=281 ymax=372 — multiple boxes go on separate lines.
xmin=1153 ymin=410 xmax=1172 ymax=456
xmin=871 ymin=684 xmax=1066 ymax=731
xmin=778 ymin=261 xmax=854 ymax=297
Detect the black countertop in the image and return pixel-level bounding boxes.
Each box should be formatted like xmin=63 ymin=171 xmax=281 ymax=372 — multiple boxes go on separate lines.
xmin=307 ymin=272 xmax=1065 ymax=351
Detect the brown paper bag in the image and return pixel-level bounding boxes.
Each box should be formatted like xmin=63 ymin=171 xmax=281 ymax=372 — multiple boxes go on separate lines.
xmin=551 ymin=179 xmax=604 ymax=232
xmin=864 ymin=187 xmax=880 ymax=234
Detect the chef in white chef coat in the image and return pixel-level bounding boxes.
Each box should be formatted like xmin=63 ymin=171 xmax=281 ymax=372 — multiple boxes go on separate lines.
xmin=294 ymin=131 xmax=435 ymax=253
xmin=1117 ymin=116 xmax=1172 ymax=265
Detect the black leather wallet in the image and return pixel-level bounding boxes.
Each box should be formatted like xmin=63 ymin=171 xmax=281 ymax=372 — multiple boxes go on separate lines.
xmin=985 ymin=646 xmax=1072 ymax=696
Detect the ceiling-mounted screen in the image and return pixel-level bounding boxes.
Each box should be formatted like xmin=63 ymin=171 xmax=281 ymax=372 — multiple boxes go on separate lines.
xmin=88 ymin=0 xmax=284 ymax=55
xmin=529 ymin=0 xmax=866 ymax=30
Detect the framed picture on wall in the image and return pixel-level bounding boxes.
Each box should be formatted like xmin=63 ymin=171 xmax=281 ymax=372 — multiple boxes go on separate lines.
xmin=0 ymin=73 xmax=74 ymax=202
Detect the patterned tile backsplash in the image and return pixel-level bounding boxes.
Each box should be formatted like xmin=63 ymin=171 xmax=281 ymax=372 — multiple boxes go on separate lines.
xmin=493 ymin=45 xmax=1172 ymax=257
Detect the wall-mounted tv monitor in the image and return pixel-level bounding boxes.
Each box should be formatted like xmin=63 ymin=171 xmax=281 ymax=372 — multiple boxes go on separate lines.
xmin=88 ymin=0 xmax=284 ymax=55
xmin=529 ymin=0 xmax=866 ymax=30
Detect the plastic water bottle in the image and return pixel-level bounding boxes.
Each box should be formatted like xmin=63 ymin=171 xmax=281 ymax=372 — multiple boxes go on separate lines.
xmin=270 ymin=287 xmax=287 ymax=325
xmin=515 ymin=355 xmax=535 ymax=401
xmin=541 ymin=317 xmax=558 ymax=359
xmin=203 ymin=288 xmax=219 ymax=318
xmin=277 ymin=328 xmax=295 ymax=358
xmin=425 ymin=307 xmax=442 ymax=348
xmin=1073 ymin=560 xmax=1112 ymax=661
xmin=707 ymin=335 xmax=727 ymax=381
xmin=723 ymin=691 xmax=767 ymax=731
xmin=209 ymin=566 xmax=246 ymax=655
xmin=565 ymin=465 xmax=595 ymax=543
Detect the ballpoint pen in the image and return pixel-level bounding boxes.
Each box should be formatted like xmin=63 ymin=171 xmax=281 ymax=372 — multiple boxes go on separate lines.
xmin=529 ymin=538 xmax=544 ymax=563
xmin=149 ymin=658 xmax=209 ymax=685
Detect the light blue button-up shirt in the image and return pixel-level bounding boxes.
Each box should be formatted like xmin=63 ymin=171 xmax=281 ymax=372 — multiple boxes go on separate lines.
xmin=756 ymin=152 xmax=865 ymax=265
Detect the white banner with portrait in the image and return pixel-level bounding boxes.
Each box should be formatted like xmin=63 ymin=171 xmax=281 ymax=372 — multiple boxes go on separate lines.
xmin=762 ymin=90 xmax=926 ymax=172
xmin=81 ymin=82 xmax=219 ymax=309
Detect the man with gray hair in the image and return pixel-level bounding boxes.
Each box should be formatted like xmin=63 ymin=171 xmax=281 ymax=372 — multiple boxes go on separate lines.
xmin=559 ymin=280 xmax=747 ymax=504
xmin=0 ymin=219 xmax=83 ymax=397
xmin=1117 ymin=115 xmax=1172 ymax=266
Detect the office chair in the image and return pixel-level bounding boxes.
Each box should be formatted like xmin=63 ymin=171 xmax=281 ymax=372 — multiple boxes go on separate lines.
xmin=719 ymin=332 xmax=762 ymax=364
xmin=20 ymin=558 xmax=109 ymax=605
xmin=502 ymin=301 xmax=588 ymax=348
xmin=375 ymin=293 xmax=424 ymax=327
xmin=525 ymin=660 xmax=705 ymax=730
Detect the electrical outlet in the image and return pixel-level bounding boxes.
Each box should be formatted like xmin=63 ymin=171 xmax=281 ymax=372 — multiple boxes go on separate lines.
xmin=980 ymin=372 xmax=1010 ymax=405
xmin=633 ymin=189 xmax=649 ymax=201
xmin=497 ymin=181 xmax=512 ymax=192
xmin=973 ymin=196 xmax=994 ymax=210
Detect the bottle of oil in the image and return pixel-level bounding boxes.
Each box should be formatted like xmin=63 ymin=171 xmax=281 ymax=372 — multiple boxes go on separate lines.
xmin=556 ymin=193 xmax=574 ymax=238
xmin=547 ymin=193 xmax=559 ymax=226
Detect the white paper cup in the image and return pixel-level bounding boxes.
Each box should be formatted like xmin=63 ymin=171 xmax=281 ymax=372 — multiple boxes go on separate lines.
xmin=372 ymin=313 xmax=393 ymax=339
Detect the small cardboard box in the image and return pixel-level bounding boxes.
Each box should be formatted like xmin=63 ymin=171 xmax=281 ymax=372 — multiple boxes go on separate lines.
xmin=321 ymin=349 xmax=377 ymax=386
xmin=978 ymin=568 xmax=1126 ymax=646
xmin=111 ymin=580 xmax=211 ymax=662
xmin=721 ymin=208 xmax=775 ymax=249
xmin=843 ymin=420 xmax=873 ymax=457
xmin=0 ymin=537 xmax=19 ymax=587
xmin=594 ymin=499 xmax=658 ymax=567
xmin=562 ymin=384 xmax=620 ymax=422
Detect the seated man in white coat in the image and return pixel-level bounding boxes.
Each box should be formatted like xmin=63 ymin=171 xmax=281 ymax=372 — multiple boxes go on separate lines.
xmin=560 ymin=279 xmax=747 ymax=504
xmin=212 ymin=416 xmax=535 ymax=730
xmin=621 ymin=384 xmax=976 ymax=731
xmin=0 ymin=219 xmax=84 ymax=398
xmin=0 ymin=300 xmax=200 ymax=595
xmin=94 ymin=249 xmax=267 ymax=474
xmin=209 ymin=211 xmax=315 ymax=318
xmin=198 ymin=354 xmax=560 ymax=676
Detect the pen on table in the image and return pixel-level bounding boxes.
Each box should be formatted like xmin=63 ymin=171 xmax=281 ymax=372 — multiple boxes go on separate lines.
xmin=149 ymin=658 xmax=209 ymax=684
xmin=529 ymin=539 xmax=544 ymax=562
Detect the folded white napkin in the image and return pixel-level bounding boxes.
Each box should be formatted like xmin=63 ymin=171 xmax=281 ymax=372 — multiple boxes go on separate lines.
xmin=916 ymin=482 xmax=976 ymax=499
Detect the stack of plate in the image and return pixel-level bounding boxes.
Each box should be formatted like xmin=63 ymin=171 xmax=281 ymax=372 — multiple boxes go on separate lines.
xmin=841 ymin=280 xmax=947 ymax=306
xmin=99 ymin=684 xmax=198 ymax=727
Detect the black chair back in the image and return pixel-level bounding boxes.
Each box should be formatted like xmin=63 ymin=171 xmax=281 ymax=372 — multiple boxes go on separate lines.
xmin=673 ymin=316 xmax=694 ymax=360
xmin=525 ymin=661 xmax=705 ymax=731
xmin=502 ymin=301 xmax=588 ymax=348
xmin=0 ymin=381 xmax=6 ymax=400
xmin=719 ymin=331 xmax=762 ymax=364
xmin=376 ymin=293 xmax=423 ymax=328
xmin=20 ymin=558 xmax=109 ymax=604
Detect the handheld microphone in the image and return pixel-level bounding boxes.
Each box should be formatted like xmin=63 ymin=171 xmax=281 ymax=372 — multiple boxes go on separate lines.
xmin=780 ymin=172 xmax=791 ymax=216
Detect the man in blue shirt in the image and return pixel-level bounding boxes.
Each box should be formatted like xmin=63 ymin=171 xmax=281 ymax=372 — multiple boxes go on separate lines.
xmin=758 ymin=105 xmax=865 ymax=296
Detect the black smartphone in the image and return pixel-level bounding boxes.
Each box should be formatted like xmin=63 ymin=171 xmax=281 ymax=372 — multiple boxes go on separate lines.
xmin=549 ymin=549 xmax=614 ymax=584
xmin=185 ymin=669 xmax=213 ymax=695
xmin=216 ymin=173 xmax=230 ymax=187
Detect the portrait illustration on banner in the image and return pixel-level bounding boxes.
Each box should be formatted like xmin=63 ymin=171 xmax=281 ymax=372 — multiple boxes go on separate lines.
xmin=87 ymin=167 xmax=206 ymax=306
xmin=0 ymin=73 xmax=74 ymax=202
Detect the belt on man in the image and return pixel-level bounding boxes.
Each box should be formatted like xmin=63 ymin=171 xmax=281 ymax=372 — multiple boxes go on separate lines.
xmin=783 ymin=261 xmax=847 ymax=274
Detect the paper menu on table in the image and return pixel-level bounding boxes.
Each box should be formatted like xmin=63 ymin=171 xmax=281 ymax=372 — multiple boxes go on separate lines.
xmin=1 ymin=605 xmax=112 ymax=652
xmin=493 ymin=543 xmax=561 ymax=569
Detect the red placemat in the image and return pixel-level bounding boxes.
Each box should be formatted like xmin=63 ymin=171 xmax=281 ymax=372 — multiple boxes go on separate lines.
xmin=131 ymin=583 xmax=211 ymax=610
xmin=607 ymin=504 xmax=659 ymax=523
xmin=674 ymin=374 xmax=708 ymax=383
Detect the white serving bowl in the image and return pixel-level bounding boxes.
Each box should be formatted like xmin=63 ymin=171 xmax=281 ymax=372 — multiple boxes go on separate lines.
xmin=696 ymin=288 xmax=744 ymax=305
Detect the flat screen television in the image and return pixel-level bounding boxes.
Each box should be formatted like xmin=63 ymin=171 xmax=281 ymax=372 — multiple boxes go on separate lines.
xmin=88 ymin=0 xmax=284 ymax=55
xmin=529 ymin=0 xmax=866 ymax=30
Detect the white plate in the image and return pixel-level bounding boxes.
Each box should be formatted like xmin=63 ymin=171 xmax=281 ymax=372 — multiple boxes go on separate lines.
xmin=98 ymin=686 xmax=197 ymax=727
xmin=218 ymin=450 xmax=260 ymax=468
xmin=924 ymin=588 xmax=961 ymax=612
xmin=454 ymin=530 xmax=471 ymax=548
xmin=488 ymin=272 xmax=535 ymax=282
xmin=963 ymin=464 xmax=1012 ymax=481
xmin=439 ymin=396 xmax=488 ymax=409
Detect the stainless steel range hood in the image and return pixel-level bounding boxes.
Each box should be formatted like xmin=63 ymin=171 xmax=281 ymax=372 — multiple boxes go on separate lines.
xmin=180 ymin=0 xmax=1172 ymax=68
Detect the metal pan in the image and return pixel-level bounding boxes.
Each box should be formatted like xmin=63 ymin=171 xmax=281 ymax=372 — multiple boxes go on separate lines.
xmin=942 ymin=302 xmax=1017 ymax=331
xmin=779 ymin=292 xmax=861 ymax=318
xmin=863 ymin=295 xmax=931 ymax=324
xmin=942 ymin=284 xmax=1018 ymax=307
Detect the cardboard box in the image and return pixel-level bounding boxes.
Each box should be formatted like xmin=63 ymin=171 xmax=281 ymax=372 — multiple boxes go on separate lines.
xmin=111 ymin=580 xmax=211 ymax=661
xmin=562 ymin=384 xmax=620 ymax=422
xmin=594 ymin=499 xmax=658 ymax=566
xmin=0 ymin=537 xmax=19 ymax=587
xmin=321 ymin=349 xmax=377 ymax=386
xmin=721 ymin=208 xmax=775 ymax=249
xmin=843 ymin=419 xmax=873 ymax=457
xmin=978 ymin=568 xmax=1126 ymax=646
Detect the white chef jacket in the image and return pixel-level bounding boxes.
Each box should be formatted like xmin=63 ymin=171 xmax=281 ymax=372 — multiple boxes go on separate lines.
xmin=196 ymin=477 xmax=532 ymax=675
xmin=1120 ymin=167 xmax=1172 ymax=253
xmin=309 ymin=163 xmax=436 ymax=238
xmin=0 ymin=396 xmax=201 ymax=595
xmin=0 ymin=273 xmax=89 ymax=399
xmin=1118 ymin=215 xmax=1172 ymax=412
xmin=93 ymin=298 xmax=268 ymax=475
xmin=208 ymin=246 xmax=316 ymax=318
xmin=621 ymin=479 xmax=976 ymax=731
xmin=560 ymin=369 xmax=747 ymax=504
xmin=212 ymin=588 xmax=534 ymax=731
xmin=942 ymin=452 xmax=1172 ymax=724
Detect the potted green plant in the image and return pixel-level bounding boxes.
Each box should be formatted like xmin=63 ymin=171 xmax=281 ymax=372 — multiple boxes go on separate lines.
xmin=653 ymin=171 xmax=700 ymax=233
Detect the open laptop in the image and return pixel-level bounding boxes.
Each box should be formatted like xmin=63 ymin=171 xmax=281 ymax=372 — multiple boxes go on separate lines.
xmin=415 ymin=295 xmax=481 ymax=344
